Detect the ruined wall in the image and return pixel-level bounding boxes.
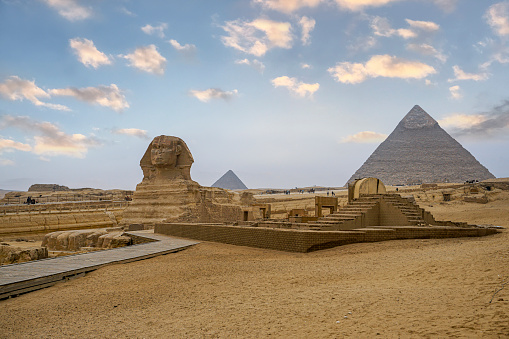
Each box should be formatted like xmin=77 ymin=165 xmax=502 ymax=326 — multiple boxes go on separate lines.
xmin=155 ymin=223 xmax=498 ymax=253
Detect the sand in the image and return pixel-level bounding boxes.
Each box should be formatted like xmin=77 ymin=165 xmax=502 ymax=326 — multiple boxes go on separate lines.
xmin=1 ymin=200 xmax=508 ymax=338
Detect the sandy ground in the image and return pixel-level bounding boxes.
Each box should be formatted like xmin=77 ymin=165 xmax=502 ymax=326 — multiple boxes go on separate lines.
xmin=1 ymin=201 xmax=508 ymax=338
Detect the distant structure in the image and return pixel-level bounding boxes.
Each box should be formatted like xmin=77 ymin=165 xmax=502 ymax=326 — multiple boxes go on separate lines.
xmin=28 ymin=184 xmax=70 ymax=192
xmin=212 ymin=170 xmax=248 ymax=190
xmin=347 ymin=105 xmax=495 ymax=185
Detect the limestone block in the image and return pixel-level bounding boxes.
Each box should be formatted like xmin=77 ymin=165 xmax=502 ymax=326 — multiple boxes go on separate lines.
xmin=0 ymin=245 xmax=48 ymax=265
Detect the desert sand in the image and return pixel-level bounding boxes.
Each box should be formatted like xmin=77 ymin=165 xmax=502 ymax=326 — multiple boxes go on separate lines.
xmin=1 ymin=198 xmax=508 ymax=338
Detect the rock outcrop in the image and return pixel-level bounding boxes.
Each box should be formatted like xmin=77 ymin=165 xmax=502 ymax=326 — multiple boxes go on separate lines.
xmin=121 ymin=136 xmax=245 ymax=225
xmin=348 ymin=105 xmax=495 ymax=185
xmin=28 ymin=184 xmax=70 ymax=192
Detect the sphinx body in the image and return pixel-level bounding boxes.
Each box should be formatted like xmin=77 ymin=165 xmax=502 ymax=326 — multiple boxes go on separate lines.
xmin=121 ymin=135 xmax=245 ymax=226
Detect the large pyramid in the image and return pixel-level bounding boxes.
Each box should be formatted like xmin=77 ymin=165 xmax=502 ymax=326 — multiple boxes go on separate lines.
xmin=347 ymin=105 xmax=495 ymax=185
xmin=212 ymin=170 xmax=248 ymax=190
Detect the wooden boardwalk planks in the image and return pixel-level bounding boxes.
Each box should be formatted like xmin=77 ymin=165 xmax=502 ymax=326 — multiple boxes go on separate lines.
xmin=0 ymin=231 xmax=198 ymax=299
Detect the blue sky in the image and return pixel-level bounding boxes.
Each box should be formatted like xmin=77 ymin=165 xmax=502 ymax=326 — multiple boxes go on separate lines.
xmin=1 ymin=0 xmax=508 ymax=190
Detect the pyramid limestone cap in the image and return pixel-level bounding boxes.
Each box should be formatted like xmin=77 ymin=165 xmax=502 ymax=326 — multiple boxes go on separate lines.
xmin=399 ymin=105 xmax=438 ymax=129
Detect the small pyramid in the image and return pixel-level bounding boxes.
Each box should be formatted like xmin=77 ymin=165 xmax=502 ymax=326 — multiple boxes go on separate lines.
xmin=212 ymin=170 xmax=248 ymax=190
xmin=347 ymin=105 xmax=495 ymax=185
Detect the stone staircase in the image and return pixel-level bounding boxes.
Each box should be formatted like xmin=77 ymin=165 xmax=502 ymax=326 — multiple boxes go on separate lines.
xmin=309 ymin=197 xmax=379 ymax=230
xmin=309 ymin=194 xmax=432 ymax=230
xmin=381 ymin=194 xmax=428 ymax=226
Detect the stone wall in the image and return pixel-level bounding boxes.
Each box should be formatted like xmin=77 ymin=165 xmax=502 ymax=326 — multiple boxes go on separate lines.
xmin=0 ymin=210 xmax=122 ymax=236
xmin=154 ymin=223 xmax=499 ymax=253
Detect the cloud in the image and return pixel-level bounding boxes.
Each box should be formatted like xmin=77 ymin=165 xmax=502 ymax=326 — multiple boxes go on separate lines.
xmin=112 ymin=128 xmax=149 ymax=139
xmin=301 ymin=63 xmax=312 ymax=69
xmin=252 ymin=0 xmax=323 ymax=13
xmin=119 ymin=7 xmax=136 ymax=17
xmin=42 ymin=0 xmax=92 ymax=21
xmin=448 ymin=65 xmax=489 ymax=82
xmin=371 ymin=17 xmax=439 ymax=39
xmin=340 ymin=131 xmax=388 ymax=143
xmin=406 ymin=43 xmax=447 ymax=62
xmin=221 ymin=18 xmax=293 ymax=56
xmin=334 ymin=0 xmax=402 ymax=11
xmin=168 ymin=39 xmax=197 ymax=57
xmin=0 ymin=76 xmax=69 ymax=111
xmin=485 ymin=1 xmax=509 ymax=36
xmin=50 ymin=84 xmax=129 ymax=112
xmin=439 ymin=114 xmax=487 ymax=129
xmin=69 ymin=38 xmax=112 ymax=69
xmin=0 ymin=115 xmax=100 ymax=158
xmin=271 ymin=76 xmax=319 ymax=98
xmin=0 ymin=138 xmax=32 ymax=152
xmin=328 ymin=54 xmax=436 ymax=84
xmin=235 ymin=58 xmax=266 ymax=72
xmin=299 ymin=16 xmax=315 ymax=45
xmin=439 ymin=101 xmax=509 ymax=137
xmin=189 ymin=88 xmax=239 ymax=102
xmin=0 ymin=158 xmax=14 ymax=166
xmin=449 ymin=85 xmax=462 ymax=100
xmin=120 ymin=45 xmax=166 ymax=75
xmin=141 ymin=23 xmax=168 ymax=38
xmin=432 ymin=0 xmax=458 ymax=12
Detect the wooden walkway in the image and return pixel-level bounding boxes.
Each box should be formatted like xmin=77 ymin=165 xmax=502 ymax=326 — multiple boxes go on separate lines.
xmin=0 ymin=231 xmax=199 ymax=300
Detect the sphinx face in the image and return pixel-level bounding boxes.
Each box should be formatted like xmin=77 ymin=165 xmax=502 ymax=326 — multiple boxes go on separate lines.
xmin=151 ymin=141 xmax=179 ymax=167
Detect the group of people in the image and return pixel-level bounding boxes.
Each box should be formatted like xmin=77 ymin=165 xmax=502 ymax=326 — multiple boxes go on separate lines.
xmin=25 ymin=196 xmax=36 ymax=204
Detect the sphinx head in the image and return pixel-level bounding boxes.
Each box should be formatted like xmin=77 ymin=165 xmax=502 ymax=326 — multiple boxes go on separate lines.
xmin=140 ymin=135 xmax=194 ymax=181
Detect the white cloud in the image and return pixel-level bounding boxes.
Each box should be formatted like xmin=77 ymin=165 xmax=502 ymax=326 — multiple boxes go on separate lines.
xmin=43 ymin=0 xmax=92 ymax=21
xmin=50 ymin=84 xmax=129 ymax=112
xmin=301 ymin=63 xmax=312 ymax=69
xmin=189 ymin=88 xmax=239 ymax=102
xmin=221 ymin=18 xmax=293 ymax=57
xmin=485 ymin=1 xmax=509 ymax=36
xmin=141 ymin=23 xmax=168 ymax=38
xmin=371 ymin=17 xmax=438 ymax=39
xmin=112 ymin=128 xmax=149 ymax=139
xmin=448 ymin=65 xmax=489 ymax=82
xmin=340 ymin=131 xmax=388 ymax=143
xmin=168 ymin=39 xmax=197 ymax=57
xmin=328 ymin=55 xmax=436 ymax=84
xmin=252 ymin=0 xmax=323 ymax=13
xmin=235 ymin=59 xmax=266 ymax=72
xmin=439 ymin=114 xmax=487 ymax=129
xmin=0 ymin=138 xmax=32 ymax=152
xmin=406 ymin=19 xmax=439 ymax=32
xmin=119 ymin=7 xmax=136 ymax=17
xmin=0 ymin=158 xmax=14 ymax=166
xmin=299 ymin=16 xmax=315 ymax=45
xmin=69 ymin=38 xmax=112 ymax=69
xmin=432 ymin=0 xmax=458 ymax=12
xmin=0 ymin=76 xmax=69 ymax=111
xmin=0 ymin=115 xmax=100 ymax=158
xmin=407 ymin=43 xmax=447 ymax=62
xmin=334 ymin=0 xmax=402 ymax=11
xmin=271 ymin=76 xmax=319 ymax=98
xmin=120 ymin=45 xmax=166 ymax=75
xmin=449 ymin=85 xmax=462 ymax=100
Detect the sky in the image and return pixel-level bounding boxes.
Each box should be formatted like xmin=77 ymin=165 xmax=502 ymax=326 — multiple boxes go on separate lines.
xmin=1 ymin=0 xmax=509 ymax=191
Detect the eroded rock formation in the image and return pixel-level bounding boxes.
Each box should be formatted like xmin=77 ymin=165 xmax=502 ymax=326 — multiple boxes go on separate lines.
xmin=121 ymin=135 xmax=245 ymax=226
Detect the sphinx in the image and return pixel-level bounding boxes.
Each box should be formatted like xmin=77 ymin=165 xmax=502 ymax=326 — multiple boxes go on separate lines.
xmin=121 ymin=135 xmax=248 ymax=226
